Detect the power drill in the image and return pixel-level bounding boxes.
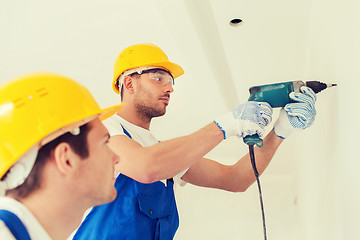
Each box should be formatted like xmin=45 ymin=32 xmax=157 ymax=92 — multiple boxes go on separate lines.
xmin=243 ymin=80 xmax=337 ymax=146
xmin=241 ymin=80 xmax=336 ymax=240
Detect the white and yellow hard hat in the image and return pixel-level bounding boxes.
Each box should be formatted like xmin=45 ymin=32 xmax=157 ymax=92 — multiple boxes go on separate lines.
xmin=0 ymin=72 xmax=124 ymax=179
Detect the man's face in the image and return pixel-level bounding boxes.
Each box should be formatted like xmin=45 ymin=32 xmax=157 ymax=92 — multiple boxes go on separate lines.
xmin=132 ymin=71 xmax=174 ymax=118
xmin=75 ymin=118 xmax=119 ymax=206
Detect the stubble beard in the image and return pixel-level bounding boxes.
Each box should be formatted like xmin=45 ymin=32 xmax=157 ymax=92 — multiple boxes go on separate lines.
xmin=135 ymin=103 xmax=166 ymax=122
xmin=134 ymin=84 xmax=167 ymax=121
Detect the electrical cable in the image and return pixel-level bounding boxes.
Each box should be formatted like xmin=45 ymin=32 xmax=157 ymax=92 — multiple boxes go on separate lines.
xmin=248 ymin=144 xmax=267 ymax=240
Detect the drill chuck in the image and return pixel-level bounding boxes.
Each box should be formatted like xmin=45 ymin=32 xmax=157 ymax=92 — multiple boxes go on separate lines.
xmin=305 ymin=81 xmax=337 ymax=94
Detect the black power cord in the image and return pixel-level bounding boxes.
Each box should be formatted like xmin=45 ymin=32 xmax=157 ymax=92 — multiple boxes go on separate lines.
xmin=248 ymin=144 xmax=267 ymax=240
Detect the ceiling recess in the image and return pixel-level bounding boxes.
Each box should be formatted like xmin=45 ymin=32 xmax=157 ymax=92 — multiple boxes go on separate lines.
xmin=229 ymin=18 xmax=242 ymax=26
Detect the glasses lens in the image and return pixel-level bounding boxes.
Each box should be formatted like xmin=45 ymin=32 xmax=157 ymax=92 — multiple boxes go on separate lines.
xmin=148 ymin=69 xmax=174 ymax=86
xmin=129 ymin=68 xmax=174 ymax=86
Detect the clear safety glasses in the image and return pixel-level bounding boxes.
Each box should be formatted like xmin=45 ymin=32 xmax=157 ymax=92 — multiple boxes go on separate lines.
xmin=130 ymin=68 xmax=174 ymax=86
xmin=117 ymin=67 xmax=175 ymax=95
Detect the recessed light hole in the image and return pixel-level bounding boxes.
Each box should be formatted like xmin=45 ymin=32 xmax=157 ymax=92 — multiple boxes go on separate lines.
xmin=229 ymin=18 xmax=243 ymax=26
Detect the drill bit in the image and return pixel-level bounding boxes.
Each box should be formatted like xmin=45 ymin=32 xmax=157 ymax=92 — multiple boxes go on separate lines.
xmin=305 ymin=81 xmax=337 ymax=94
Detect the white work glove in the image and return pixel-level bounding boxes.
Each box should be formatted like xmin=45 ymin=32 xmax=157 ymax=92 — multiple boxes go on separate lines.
xmin=273 ymin=86 xmax=317 ymax=139
xmin=214 ymin=101 xmax=273 ymax=139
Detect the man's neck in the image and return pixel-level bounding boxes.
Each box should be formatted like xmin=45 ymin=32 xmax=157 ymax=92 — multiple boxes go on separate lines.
xmin=117 ymin=105 xmax=151 ymax=130
xmin=16 ymin=191 xmax=87 ymax=240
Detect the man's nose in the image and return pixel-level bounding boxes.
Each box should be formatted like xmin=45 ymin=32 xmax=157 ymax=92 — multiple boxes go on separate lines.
xmin=165 ymin=82 xmax=174 ymax=93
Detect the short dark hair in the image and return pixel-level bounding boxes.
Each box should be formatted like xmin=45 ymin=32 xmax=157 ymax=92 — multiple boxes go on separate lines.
xmin=6 ymin=123 xmax=91 ymax=199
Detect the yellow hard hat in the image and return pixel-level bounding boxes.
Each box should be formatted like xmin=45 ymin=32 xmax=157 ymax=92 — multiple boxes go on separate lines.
xmin=0 ymin=72 xmax=124 ymax=179
xmin=112 ymin=43 xmax=184 ymax=94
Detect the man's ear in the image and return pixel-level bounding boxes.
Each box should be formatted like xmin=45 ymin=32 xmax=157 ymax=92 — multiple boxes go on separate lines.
xmin=123 ymin=75 xmax=135 ymax=94
xmin=53 ymin=142 xmax=76 ymax=175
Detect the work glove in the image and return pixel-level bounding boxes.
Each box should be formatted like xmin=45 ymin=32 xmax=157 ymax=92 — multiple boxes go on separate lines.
xmin=214 ymin=101 xmax=273 ymax=139
xmin=273 ymin=86 xmax=317 ymax=139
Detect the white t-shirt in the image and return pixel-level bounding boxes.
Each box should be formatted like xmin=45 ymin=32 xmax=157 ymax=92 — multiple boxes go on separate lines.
xmin=0 ymin=197 xmax=52 ymax=240
xmin=102 ymin=114 xmax=187 ymax=186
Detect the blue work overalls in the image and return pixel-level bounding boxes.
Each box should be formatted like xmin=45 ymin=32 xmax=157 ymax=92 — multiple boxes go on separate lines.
xmin=73 ymin=126 xmax=179 ymax=240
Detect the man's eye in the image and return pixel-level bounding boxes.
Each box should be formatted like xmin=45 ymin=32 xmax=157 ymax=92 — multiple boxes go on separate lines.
xmin=153 ymin=76 xmax=162 ymax=81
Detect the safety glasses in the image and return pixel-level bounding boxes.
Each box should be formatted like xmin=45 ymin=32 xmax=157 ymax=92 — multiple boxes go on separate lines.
xmin=117 ymin=66 xmax=175 ymax=95
xmin=130 ymin=68 xmax=174 ymax=86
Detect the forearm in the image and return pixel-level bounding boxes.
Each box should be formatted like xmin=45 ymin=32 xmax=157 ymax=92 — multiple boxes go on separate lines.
xmin=224 ymin=130 xmax=284 ymax=192
xmin=148 ymin=122 xmax=224 ymax=180
xmin=120 ymin=122 xmax=224 ymax=183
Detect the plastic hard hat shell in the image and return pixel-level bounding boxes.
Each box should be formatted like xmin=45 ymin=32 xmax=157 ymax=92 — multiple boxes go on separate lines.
xmin=0 ymin=72 xmax=123 ymax=179
xmin=112 ymin=43 xmax=184 ymax=94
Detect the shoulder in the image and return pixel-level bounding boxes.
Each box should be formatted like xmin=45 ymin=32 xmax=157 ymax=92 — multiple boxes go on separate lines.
xmin=102 ymin=115 xmax=126 ymax=137
xmin=0 ymin=221 xmax=16 ymax=240
xmin=0 ymin=197 xmax=51 ymax=240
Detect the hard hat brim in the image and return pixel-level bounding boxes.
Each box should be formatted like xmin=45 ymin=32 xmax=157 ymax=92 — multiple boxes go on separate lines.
xmin=99 ymin=103 xmax=124 ymax=121
xmin=39 ymin=103 xmax=125 ymax=148
xmin=155 ymin=61 xmax=184 ymax=79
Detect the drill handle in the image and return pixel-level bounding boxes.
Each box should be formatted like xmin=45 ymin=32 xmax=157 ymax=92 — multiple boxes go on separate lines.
xmin=243 ymin=134 xmax=263 ymax=147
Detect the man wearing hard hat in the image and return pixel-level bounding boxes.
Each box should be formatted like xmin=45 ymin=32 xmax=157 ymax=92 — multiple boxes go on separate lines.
xmin=0 ymin=72 xmax=123 ymax=240
xmin=73 ymin=43 xmax=317 ymax=240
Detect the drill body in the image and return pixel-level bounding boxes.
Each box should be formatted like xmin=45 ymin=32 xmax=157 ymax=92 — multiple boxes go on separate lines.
xmin=248 ymin=81 xmax=305 ymax=108
xmin=244 ymin=80 xmax=336 ymax=145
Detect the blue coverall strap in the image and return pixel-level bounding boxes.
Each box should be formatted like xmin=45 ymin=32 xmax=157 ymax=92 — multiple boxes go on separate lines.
xmin=0 ymin=209 xmax=31 ymax=240
xmin=120 ymin=124 xmax=132 ymax=139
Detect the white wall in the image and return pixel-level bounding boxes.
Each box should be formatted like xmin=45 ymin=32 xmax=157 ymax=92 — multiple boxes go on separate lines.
xmin=297 ymin=0 xmax=360 ymax=239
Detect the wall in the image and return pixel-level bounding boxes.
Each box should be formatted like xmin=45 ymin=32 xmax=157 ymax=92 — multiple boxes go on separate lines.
xmin=297 ymin=0 xmax=359 ymax=239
